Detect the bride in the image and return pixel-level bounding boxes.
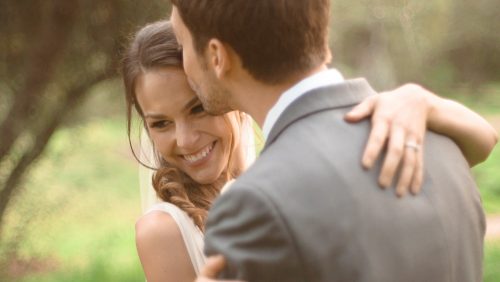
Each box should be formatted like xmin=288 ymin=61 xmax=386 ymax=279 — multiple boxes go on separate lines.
xmin=121 ymin=21 xmax=497 ymax=282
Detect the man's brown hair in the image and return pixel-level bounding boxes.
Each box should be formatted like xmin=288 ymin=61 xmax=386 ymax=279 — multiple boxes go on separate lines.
xmin=171 ymin=0 xmax=331 ymax=84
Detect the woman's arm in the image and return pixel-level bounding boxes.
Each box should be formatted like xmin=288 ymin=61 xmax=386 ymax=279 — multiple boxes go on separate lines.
xmin=425 ymin=91 xmax=498 ymax=166
xmin=195 ymin=256 xmax=243 ymax=282
xmin=135 ymin=211 xmax=196 ymax=282
xmin=345 ymin=83 xmax=498 ymax=196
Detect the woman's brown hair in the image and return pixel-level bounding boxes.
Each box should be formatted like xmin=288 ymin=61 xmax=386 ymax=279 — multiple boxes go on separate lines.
xmin=122 ymin=20 xmax=245 ymax=231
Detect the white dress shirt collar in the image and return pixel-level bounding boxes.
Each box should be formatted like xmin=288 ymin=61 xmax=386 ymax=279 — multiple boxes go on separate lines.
xmin=262 ymin=68 xmax=344 ymax=139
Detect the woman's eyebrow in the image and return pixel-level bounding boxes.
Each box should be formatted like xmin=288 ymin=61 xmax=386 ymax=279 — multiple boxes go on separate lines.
xmin=144 ymin=97 xmax=199 ymax=119
xmin=144 ymin=112 xmax=167 ymax=119
xmin=183 ymin=96 xmax=199 ymax=111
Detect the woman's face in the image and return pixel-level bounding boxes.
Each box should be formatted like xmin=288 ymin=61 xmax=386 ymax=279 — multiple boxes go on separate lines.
xmin=135 ymin=67 xmax=234 ymax=184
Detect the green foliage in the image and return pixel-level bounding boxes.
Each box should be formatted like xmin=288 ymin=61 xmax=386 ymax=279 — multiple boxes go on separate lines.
xmin=484 ymin=240 xmax=500 ymax=282
xmin=1 ymin=1 xmax=498 ymax=280
xmin=443 ymin=83 xmax=500 ymax=116
xmin=1 ymin=111 xmax=499 ymax=281
xmin=0 ymin=0 xmax=172 ymax=247
xmin=329 ymin=0 xmax=499 ymax=90
xmin=474 ymin=141 xmax=500 ymax=214
xmin=1 ymin=119 xmax=143 ymax=281
xmin=456 ymin=86 xmax=500 ymax=214
xmin=16 ymin=256 xmax=143 ymax=282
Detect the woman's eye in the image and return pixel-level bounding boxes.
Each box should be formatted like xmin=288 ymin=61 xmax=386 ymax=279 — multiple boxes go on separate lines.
xmin=191 ymin=104 xmax=205 ymax=115
xmin=150 ymin=120 xmax=171 ymax=129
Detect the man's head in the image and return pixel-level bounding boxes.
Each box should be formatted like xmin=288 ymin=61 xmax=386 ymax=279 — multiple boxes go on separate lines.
xmin=170 ymin=6 xmax=234 ymax=115
xmin=170 ymin=0 xmax=331 ymax=113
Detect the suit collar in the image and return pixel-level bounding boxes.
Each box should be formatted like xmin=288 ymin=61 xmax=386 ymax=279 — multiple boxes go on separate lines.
xmin=262 ymin=69 xmax=344 ymax=139
xmin=263 ymin=78 xmax=376 ymax=150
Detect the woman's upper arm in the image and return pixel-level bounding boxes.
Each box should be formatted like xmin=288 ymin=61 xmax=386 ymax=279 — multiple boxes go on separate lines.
xmin=135 ymin=211 xmax=196 ymax=282
xmin=427 ymin=95 xmax=498 ymax=166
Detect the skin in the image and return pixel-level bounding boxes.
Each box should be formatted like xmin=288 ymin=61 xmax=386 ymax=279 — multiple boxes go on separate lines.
xmin=136 ymin=211 xmax=196 ymax=282
xmin=134 ymin=67 xmax=239 ymax=282
xmin=172 ymin=7 xmax=322 ymax=124
xmin=135 ymin=68 xmax=234 ymax=184
xmin=196 ymin=256 xmax=241 ymax=282
xmin=194 ymin=95 xmax=499 ymax=279
xmin=345 ymin=83 xmax=498 ymax=195
xmin=171 ymin=7 xmax=498 ymax=281
xmin=195 ymin=87 xmax=500 ymax=281
xmin=171 ymin=7 xmax=498 ymax=196
xmin=173 ymin=10 xmax=234 ymax=116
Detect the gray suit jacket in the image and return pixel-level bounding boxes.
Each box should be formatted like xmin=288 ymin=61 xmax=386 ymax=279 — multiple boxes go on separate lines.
xmin=204 ymin=79 xmax=485 ymax=282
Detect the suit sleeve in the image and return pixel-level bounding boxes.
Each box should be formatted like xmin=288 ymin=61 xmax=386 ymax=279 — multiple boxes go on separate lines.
xmin=204 ymin=185 xmax=305 ymax=282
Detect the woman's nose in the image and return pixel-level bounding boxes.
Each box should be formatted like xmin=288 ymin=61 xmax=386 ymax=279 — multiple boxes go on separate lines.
xmin=175 ymin=122 xmax=200 ymax=150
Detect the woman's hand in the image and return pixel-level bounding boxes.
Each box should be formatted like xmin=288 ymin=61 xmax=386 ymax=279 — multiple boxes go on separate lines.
xmin=345 ymin=83 xmax=498 ymax=197
xmin=344 ymin=84 xmax=432 ymax=197
xmin=195 ymin=255 xmax=244 ymax=282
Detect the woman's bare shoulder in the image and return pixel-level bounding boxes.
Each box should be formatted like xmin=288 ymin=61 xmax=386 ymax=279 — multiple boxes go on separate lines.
xmin=135 ymin=211 xmax=196 ymax=282
xmin=136 ymin=210 xmax=180 ymax=242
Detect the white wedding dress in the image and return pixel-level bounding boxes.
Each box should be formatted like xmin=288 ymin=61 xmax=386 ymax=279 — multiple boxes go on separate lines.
xmin=138 ymin=116 xmax=256 ymax=274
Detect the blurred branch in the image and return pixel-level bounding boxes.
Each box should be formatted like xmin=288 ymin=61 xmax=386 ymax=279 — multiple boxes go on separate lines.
xmin=0 ymin=0 xmax=79 ymax=164
xmin=0 ymin=0 xmax=169 ymax=241
xmin=0 ymin=69 xmax=115 ymax=239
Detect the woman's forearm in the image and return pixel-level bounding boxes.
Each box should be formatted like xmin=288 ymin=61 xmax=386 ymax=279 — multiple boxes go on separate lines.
xmin=426 ymin=94 xmax=498 ymax=166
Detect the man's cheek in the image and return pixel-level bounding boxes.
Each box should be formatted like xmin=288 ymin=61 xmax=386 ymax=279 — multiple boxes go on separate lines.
xmin=187 ymin=77 xmax=200 ymax=94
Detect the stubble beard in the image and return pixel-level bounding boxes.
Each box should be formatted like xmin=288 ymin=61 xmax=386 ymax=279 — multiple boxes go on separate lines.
xmin=198 ymin=84 xmax=233 ymax=115
xmin=196 ymin=69 xmax=234 ymax=115
xmin=194 ymin=56 xmax=234 ymax=115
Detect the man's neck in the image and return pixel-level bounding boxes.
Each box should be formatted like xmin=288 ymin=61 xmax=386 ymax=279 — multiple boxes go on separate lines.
xmin=233 ymin=64 xmax=328 ymax=127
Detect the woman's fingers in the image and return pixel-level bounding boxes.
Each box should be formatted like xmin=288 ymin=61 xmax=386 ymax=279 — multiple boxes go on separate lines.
xmin=410 ymin=145 xmax=424 ymax=195
xmin=201 ymin=255 xmax=226 ymax=278
xmin=344 ymin=95 xmax=378 ymax=122
xmin=362 ymin=116 xmax=389 ymax=169
xmin=197 ymin=255 xmax=244 ymax=282
xmin=395 ymin=141 xmax=419 ymax=197
xmin=350 ymin=84 xmax=432 ymax=196
xmin=378 ymin=124 xmax=405 ymax=188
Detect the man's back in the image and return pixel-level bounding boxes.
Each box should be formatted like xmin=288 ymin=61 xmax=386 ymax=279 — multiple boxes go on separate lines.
xmin=204 ymin=80 xmax=485 ymax=282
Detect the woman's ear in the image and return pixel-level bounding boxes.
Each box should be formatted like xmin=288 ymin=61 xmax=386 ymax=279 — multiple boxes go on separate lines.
xmin=207 ymin=38 xmax=231 ymax=79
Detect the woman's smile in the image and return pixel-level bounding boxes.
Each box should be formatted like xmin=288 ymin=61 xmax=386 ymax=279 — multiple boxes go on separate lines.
xmin=180 ymin=141 xmax=217 ymax=166
xmin=135 ymin=68 xmax=234 ymax=184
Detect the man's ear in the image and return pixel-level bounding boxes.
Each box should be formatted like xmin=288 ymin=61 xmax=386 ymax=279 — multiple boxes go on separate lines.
xmin=207 ymin=38 xmax=231 ymax=79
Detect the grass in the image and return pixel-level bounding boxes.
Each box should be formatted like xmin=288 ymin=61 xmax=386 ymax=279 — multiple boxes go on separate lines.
xmin=474 ymin=144 xmax=500 ymax=214
xmin=17 ymin=256 xmax=143 ymax=282
xmin=441 ymin=83 xmax=500 ymax=115
xmin=457 ymin=85 xmax=500 ymax=215
xmin=1 ymin=118 xmax=144 ymax=282
xmin=450 ymin=86 xmax=500 ymax=281
xmin=1 ymin=93 xmax=499 ymax=281
xmin=485 ymin=240 xmax=500 ymax=282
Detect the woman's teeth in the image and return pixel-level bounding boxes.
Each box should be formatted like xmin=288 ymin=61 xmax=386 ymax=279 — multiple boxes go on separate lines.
xmin=183 ymin=142 xmax=214 ymax=163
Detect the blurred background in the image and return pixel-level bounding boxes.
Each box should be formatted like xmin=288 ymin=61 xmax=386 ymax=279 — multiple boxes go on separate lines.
xmin=0 ymin=0 xmax=498 ymax=281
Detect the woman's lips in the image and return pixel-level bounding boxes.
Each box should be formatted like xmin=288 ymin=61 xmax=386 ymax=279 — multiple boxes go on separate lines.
xmin=181 ymin=141 xmax=216 ymax=166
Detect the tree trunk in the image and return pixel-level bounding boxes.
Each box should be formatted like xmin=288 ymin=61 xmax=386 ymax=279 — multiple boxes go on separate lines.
xmin=0 ymin=70 xmax=114 ymax=239
xmin=0 ymin=0 xmax=79 ymax=163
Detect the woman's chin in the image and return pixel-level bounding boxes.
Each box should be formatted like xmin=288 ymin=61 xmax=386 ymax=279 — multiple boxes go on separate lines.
xmin=190 ymin=172 xmax=223 ymax=185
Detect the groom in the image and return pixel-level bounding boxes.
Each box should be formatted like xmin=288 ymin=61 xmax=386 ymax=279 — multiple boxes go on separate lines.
xmin=170 ymin=0 xmax=485 ymax=281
